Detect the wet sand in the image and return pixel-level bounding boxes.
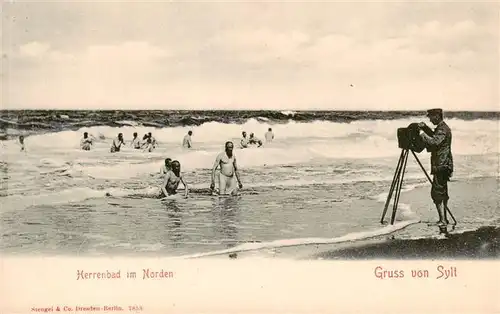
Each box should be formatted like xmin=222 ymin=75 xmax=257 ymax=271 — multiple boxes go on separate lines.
xmin=313 ymin=226 xmax=499 ymax=260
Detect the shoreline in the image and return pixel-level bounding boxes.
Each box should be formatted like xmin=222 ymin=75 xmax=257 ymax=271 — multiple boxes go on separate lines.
xmin=223 ymin=177 xmax=499 ymax=260
xmin=215 ymin=225 xmax=500 ymax=261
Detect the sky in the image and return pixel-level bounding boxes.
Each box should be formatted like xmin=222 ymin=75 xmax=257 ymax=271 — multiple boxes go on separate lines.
xmin=1 ymin=1 xmax=499 ymax=111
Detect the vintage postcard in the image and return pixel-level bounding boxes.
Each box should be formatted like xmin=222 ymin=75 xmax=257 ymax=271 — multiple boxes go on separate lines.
xmin=1 ymin=1 xmax=498 ymax=313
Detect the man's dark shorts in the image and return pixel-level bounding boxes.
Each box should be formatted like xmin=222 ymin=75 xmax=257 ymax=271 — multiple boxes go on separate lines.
xmin=431 ymin=170 xmax=450 ymax=204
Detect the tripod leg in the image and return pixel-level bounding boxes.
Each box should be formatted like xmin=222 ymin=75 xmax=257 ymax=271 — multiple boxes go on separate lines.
xmin=411 ymin=151 xmax=433 ymax=184
xmin=391 ymin=149 xmax=410 ymax=225
xmin=380 ymin=149 xmax=405 ymax=224
xmin=446 ymin=206 xmax=457 ymax=225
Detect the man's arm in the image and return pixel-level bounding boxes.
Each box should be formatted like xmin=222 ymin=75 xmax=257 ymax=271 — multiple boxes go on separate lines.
xmin=180 ymin=175 xmax=189 ymax=198
xmin=160 ymin=172 xmax=171 ymax=197
xmin=420 ymin=125 xmax=446 ymax=147
xmin=210 ymin=154 xmax=221 ymax=188
xmin=233 ymin=157 xmax=242 ymax=187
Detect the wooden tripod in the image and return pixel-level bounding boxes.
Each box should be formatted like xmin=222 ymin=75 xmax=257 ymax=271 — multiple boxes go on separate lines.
xmin=380 ymin=149 xmax=457 ymax=225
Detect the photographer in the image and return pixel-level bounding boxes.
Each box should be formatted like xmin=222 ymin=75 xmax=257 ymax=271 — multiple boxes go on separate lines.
xmin=418 ymin=108 xmax=454 ymax=226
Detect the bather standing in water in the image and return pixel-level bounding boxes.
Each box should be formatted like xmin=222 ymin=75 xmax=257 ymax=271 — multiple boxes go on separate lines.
xmin=183 ymin=131 xmax=193 ymax=148
xmin=19 ymin=135 xmax=27 ymax=153
xmin=211 ymin=141 xmax=243 ymax=195
xmin=18 ymin=135 xmax=26 ymax=152
xmin=265 ymin=128 xmax=274 ymax=143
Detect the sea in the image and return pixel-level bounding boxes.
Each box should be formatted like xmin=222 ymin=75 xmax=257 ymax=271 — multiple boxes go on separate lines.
xmin=0 ymin=110 xmax=499 ymax=257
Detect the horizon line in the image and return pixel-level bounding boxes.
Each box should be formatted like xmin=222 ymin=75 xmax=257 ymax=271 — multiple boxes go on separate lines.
xmin=1 ymin=108 xmax=499 ymax=113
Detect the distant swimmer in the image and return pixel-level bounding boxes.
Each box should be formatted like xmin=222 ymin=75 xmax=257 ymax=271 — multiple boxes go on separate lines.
xmin=160 ymin=158 xmax=172 ymax=175
xmin=183 ymin=130 xmax=193 ymax=148
xmin=240 ymin=131 xmax=249 ymax=148
xmin=160 ymin=160 xmax=189 ymax=198
xmin=265 ymin=128 xmax=274 ymax=143
xmin=211 ymin=141 xmax=243 ymax=195
xmin=148 ymin=132 xmax=157 ymax=148
xmin=249 ymin=133 xmax=262 ymax=147
xmin=18 ymin=135 xmax=26 ymax=152
xmin=80 ymin=132 xmax=93 ymax=151
xmin=131 ymin=132 xmax=141 ymax=149
xmin=110 ymin=133 xmax=124 ymax=153
xmin=141 ymin=132 xmax=157 ymax=150
xmin=143 ymin=137 xmax=155 ymax=152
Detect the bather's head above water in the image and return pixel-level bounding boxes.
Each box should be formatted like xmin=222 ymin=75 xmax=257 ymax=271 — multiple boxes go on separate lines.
xmin=171 ymin=160 xmax=181 ymax=175
xmin=165 ymin=158 xmax=172 ymax=168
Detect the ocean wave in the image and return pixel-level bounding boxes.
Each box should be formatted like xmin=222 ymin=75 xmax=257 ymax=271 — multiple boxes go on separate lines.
xmin=1 ymin=118 xmax=498 ymax=157
xmin=1 ymin=110 xmax=499 ymax=136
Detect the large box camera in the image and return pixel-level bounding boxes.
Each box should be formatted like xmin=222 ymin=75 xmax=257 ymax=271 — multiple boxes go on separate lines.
xmin=397 ymin=123 xmax=428 ymax=153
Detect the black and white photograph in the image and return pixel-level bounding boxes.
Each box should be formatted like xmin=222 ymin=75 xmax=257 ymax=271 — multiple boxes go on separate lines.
xmin=1 ymin=1 xmax=498 ymax=313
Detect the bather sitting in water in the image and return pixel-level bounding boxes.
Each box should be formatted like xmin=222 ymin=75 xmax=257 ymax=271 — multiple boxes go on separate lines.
xmin=110 ymin=133 xmax=124 ymax=153
xmin=143 ymin=137 xmax=154 ymax=152
xmin=160 ymin=158 xmax=172 ymax=175
xmin=80 ymin=132 xmax=93 ymax=151
xmin=248 ymin=133 xmax=262 ymax=147
xmin=131 ymin=132 xmax=141 ymax=149
xmin=240 ymin=131 xmax=249 ymax=148
xmin=148 ymin=132 xmax=157 ymax=148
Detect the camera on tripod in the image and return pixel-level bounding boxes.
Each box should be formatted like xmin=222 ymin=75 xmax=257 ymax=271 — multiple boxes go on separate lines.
xmin=396 ymin=123 xmax=428 ymax=153
xmin=382 ymin=122 xmax=457 ymax=226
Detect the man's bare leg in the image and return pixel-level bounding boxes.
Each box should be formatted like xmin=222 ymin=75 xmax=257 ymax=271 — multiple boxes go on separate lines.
xmin=435 ymin=202 xmax=446 ymax=225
